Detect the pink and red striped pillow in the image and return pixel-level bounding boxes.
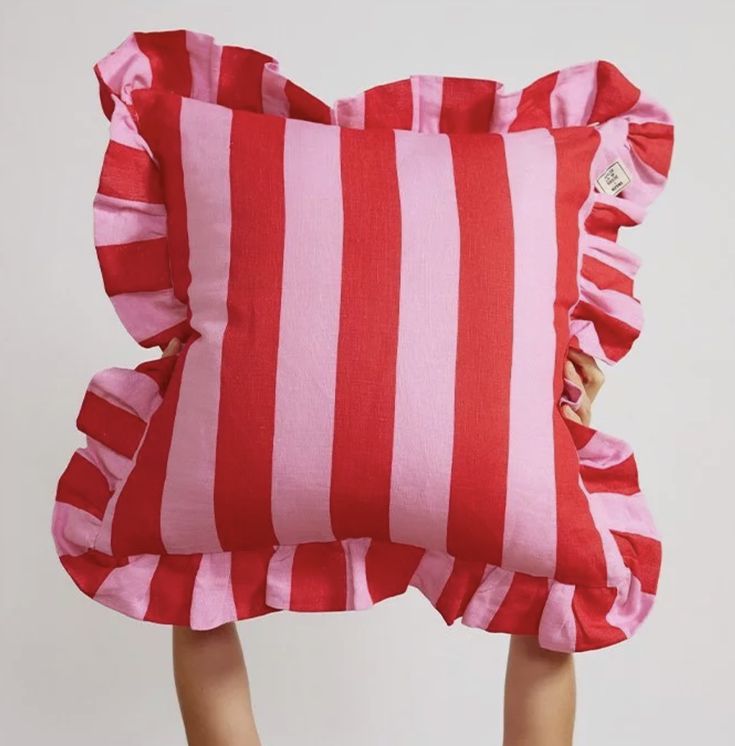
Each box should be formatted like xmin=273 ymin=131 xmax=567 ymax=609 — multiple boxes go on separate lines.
xmin=52 ymin=29 xmax=674 ymax=652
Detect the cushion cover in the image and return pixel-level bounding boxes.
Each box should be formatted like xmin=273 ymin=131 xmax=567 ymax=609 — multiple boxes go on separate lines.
xmin=52 ymin=29 xmax=674 ymax=652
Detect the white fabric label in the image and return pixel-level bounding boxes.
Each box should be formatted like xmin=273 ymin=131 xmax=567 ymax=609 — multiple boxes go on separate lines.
xmin=595 ymin=160 xmax=632 ymax=196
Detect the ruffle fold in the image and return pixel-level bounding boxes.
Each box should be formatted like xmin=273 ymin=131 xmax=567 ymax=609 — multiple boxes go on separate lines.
xmin=53 ymin=29 xmax=673 ymax=652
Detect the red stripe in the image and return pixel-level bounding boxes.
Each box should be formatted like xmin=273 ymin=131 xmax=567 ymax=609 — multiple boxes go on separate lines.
xmin=628 ymin=122 xmax=674 ymax=177
xmin=55 ymin=452 xmax=113 ymax=521
xmin=96 ymin=237 xmax=171 ymax=296
xmin=487 ymin=573 xmax=549 ymax=634
xmin=213 ymin=110 xmax=285 ymax=550
xmin=551 ymin=128 xmax=609 ymax=587
xmin=134 ymin=30 xmax=193 ymax=97
xmin=445 ymin=133 xmax=513 ymax=565
xmin=509 ymin=71 xmax=559 ymax=131
xmin=572 ymin=587 xmax=626 ymax=651
xmin=76 ymin=390 xmax=146 ymax=459
xmin=216 ymin=46 xmax=271 ymax=110
xmin=60 ymin=550 xmax=126 ymax=598
xmin=588 ymin=61 xmax=641 ymax=124
xmin=571 ymin=299 xmax=641 ymax=362
xmin=144 ymin=554 xmax=202 ymax=624
xmin=131 ymin=89 xmax=192 ymax=311
xmin=134 ymin=352 xmax=178 ymax=393
xmin=580 ymin=454 xmax=640 ymax=495
xmin=364 ymin=542 xmax=424 ymax=603
xmin=110 ymin=339 xmax=189 ymax=555
xmin=564 ymin=418 xmax=597 ymax=450
xmin=434 ymin=560 xmax=487 ymax=624
xmin=610 ymin=531 xmax=662 ymax=594
xmin=364 ymin=79 xmax=413 ymax=129
xmin=140 ymin=319 xmax=192 ymax=351
xmin=284 ymin=80 xmax=331 ymax=124
xmin=97 ymin=141 xmax=163 ymax=203
xmin=439 ymin=77 xmax=496 ymax=133
xmin=231 ymin=547 xmax=278 ymax=617
xmin=289 ymin=543 xmax=348 ymax=611
xmin=581 ymin=254 xmax=634 ymax=296
xmin=585 ymin=202 xmax=639 ymax=241
xmin=329 ymin=127 xmax=402 ymax=540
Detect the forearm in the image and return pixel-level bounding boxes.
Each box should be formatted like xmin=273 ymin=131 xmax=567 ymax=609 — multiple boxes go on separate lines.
xmin=172 ymin=623 xmax=261 ymax=746
xmin=503 ymin=634 xmax=576 ymax=746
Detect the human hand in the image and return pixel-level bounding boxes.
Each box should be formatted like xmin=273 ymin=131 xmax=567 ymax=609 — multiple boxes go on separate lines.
xmin=161 ymin=337 xmax=182 ymax=359
xmin=560 ymin=348 xmax=604 ymax=427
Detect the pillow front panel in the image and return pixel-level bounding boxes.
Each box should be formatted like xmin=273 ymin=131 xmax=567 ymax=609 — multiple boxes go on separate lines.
xmin=102 ymin=89 xmax=607 ymax=588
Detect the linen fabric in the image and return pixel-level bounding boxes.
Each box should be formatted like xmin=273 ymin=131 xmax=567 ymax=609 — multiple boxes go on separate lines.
xmin=52 ymin=29 xmax=674 ymax=652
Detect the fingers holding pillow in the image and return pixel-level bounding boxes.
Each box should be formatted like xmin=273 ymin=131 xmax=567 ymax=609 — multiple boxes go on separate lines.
xmin=162 ymin=337 xmax=182 ymax=358
xmin=562 ymin=349 xmax=605 ymax=427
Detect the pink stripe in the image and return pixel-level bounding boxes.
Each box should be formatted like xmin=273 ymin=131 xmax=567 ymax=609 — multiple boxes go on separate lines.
xmin=628 ymin=90 xmax=674 ymax=126
xmin=606 ymin=578 xmax=655 ymax=637
xmin=342 ymin=538 xmax=373 ymax=609
xmin=538 ymin=582 xmax=577 ymax=651
xmin=590 ymin=192 xmax=646 ymax=224
xmin=461 ymin=565 xmax=515 ymax=628
xmin=87 ymin=367 xmax=162 ymax=420
xmin=52 ymin=502 xmax=102 ymax=556
xmin=333 ymin=91 xmax=365 ymax=128
xmin=265 ymin=546 xmax=296 ymax=609
xmin=389 ymin=129 xmax=459 ymax=552
xmin=109 ymin=97 xmax=155 ymax=151
xmin=410 ymin=75 xmax=443 ymax=133
xmin=94 ymin=554 xmax=160 ymax=619
xmin=550 ymin=63 xmax=598 ymax=127
xmin=501 ymin=129 xmax=559 ymax=577
xmin=590 ymin=493 xmax=658 ymax=538
xmin=262 ymin=61 xmax=290 ymax=116
xmin=270 ymin=118 xmax=343 ymax=544
xmin=93 ymin=194 xmax=166 ymax=246
xmin=585 ymin=234 xmax=641 ymax=276
xmin=95 ymin=33 xmax=151 ymax=106
xmin=578 ymin=478 xmax=630 ymax=586
xmin=489 ymin=88 xmax=521 ymax=131
xmin=580 ymin=277 xmax=642 ymax=330
xmin=190 ymin=552 xmax=237 ymax=629
xmin=109 ymin=289 xmax=188 ymax=343
xmin=86 ymin=437 xmax=133 ymax=490
xmin=618 ymin=140 xmax=668 ymax=207
xmin=569 ymin=324 xmax=607 ymax=362
xmin=577 ymin=429 xmax=633 ymax=468
xmin=186 ymin=29 xmax=221 ymax=102
xmin=409 ymin=551 xmax=454 ymax=605
xmin=158 ymin=98 xmax=232 ymax=553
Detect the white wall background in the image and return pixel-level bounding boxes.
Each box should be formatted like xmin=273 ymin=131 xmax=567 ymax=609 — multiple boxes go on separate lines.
xmin=1 ymin=1 xmax=731 ymax=743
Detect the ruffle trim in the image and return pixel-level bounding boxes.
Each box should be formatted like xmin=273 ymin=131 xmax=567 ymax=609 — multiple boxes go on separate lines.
xmin=54 ymin=29 xmax=672 ymax=652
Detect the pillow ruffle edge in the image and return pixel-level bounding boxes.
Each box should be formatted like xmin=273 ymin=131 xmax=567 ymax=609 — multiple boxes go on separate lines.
xmin=52 ymin=30 xmax=673 ymax=652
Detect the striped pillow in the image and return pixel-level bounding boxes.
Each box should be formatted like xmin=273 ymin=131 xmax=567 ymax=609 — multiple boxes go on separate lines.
xmin=52 ymin=29 xmax=674 ymax=652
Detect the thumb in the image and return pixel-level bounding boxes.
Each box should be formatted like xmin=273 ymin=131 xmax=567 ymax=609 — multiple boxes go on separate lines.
xmin=161 ymin=337 xmax=182 ymax=358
